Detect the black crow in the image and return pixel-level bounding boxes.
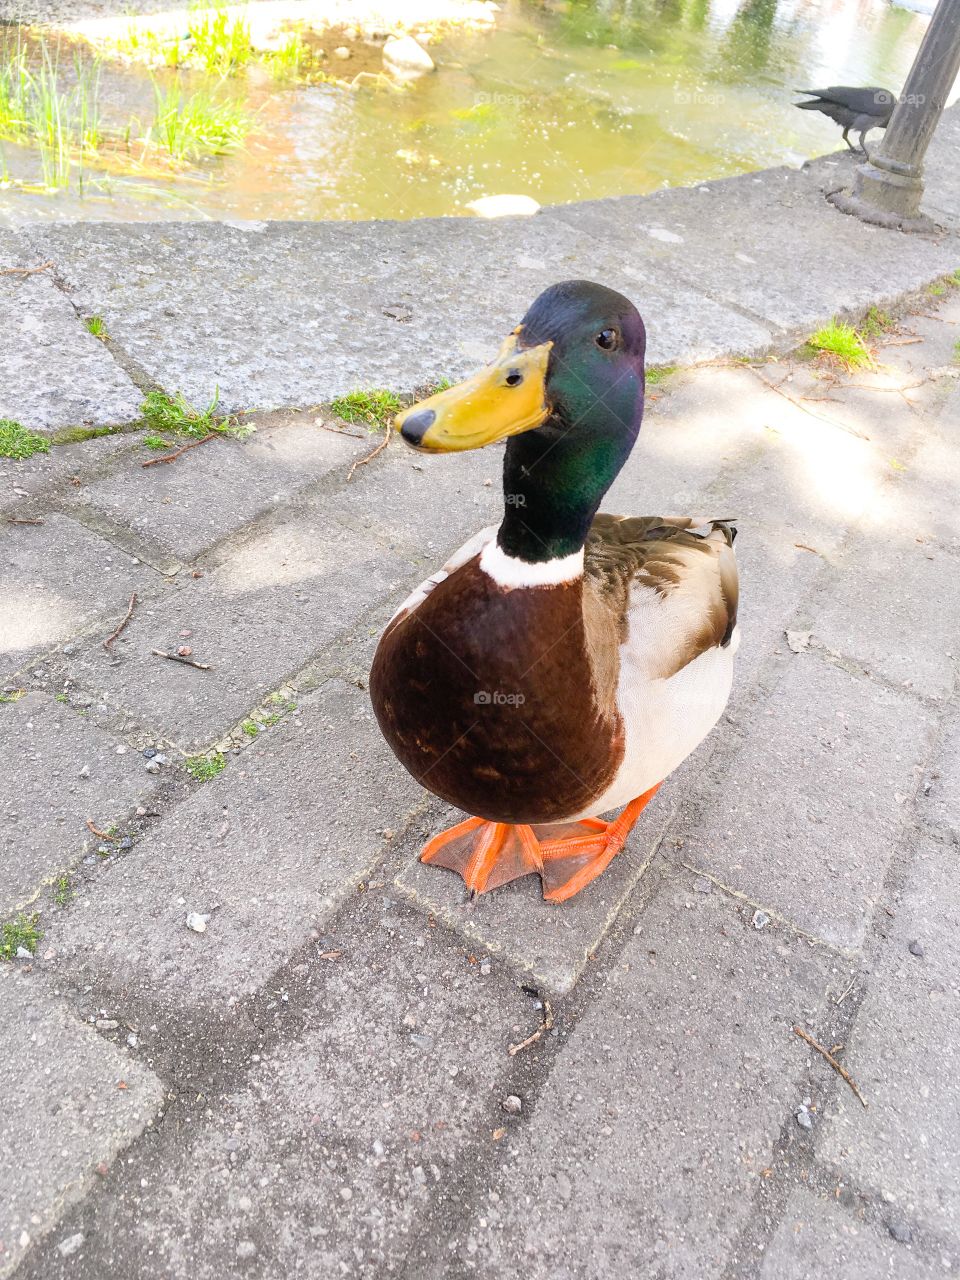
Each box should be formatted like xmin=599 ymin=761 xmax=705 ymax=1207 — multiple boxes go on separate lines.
xmin=794 ymin=86 xmax=897 ymax=152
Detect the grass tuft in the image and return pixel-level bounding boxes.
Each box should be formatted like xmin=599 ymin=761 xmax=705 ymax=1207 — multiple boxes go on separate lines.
xmin=187 ymin=6 xmax=254 ymax=75
xmin=263 ymin=34 xmax=308 ymax=80
xmin=85 ymin=314 xmax=107 ymax=338
xmin=645 ymin=365 xmax=677 ymax=386
xmin=0 ymin=418 xmax=50 ymax=459
xmin=143 ymin=433 xmax=172 ymax=450
xmin=1 ymin=911 xmax=41 ymax=960
xmin=330 ymin=389 xmax=403 ymax=431
xmin=928 ymin=281 xmax=947 ymax=297
xmin=150 ymin=81 xmax=251 ymax=160
xmin=184 ymin=751 xmax=226 ymax=782
xmin=142 ymin=388 xmax=223 ymax=438
xmin=805 ymin=319 xmax=873 ymax=370
xmin=53 ymin=873 xmax=73 ymax=906
xmin=860 ymin=306 xmax=893 ymax=339
xmin=0 ymin=36 xmax=103 ymax=190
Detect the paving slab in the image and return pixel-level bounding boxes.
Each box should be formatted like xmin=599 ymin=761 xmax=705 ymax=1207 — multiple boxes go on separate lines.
xmin=0 ymin=433 xmax=136 ymax=519
xmin=26 ymin=212 xmax=770 ymax=418
xmin=760 ymin=1189 xmax=950 ymax=1280
xmin=891 ymin=379 xmax=960 ymax=554
xmin=0 ymin=691 xmax=161 ymax=915
xmin=811 ymin=493 xmax=960 ymax=701
xmin=57 ymin=489 xmax=417 ymax=748
xmin=437 ymin=867 xmax=848 ymax=1279
xmin=45 ymin=680 xmax=424 ymax=1011
xmin=1 ymin=514 xmax=160 ymax=681
xmin=76 ymin=413 xmax=365 ymax=565
xmin=678 ymin=652 xmax=936 ymax=953
xmin=549 ymin=138 xmax=960 ymax=336
xmin=0 ymin=250 xmax=142 ymax=431
xmin=817 ymin=831 xmax=960 ymax=1240
xmin=0 ymin=970 xmax=163 ymax=1280
xmin=395 ymin=790 xmax=676 ymax=996
xmin=15 ymin=891 xmax=533 ymax=1280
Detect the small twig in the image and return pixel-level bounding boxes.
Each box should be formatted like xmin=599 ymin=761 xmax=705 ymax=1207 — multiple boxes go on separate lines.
xmin=142 ymin=433 xmax=218 ymax=468
xmin=508 ymin=999 xmax=554 ymax=1056
xmin=346 ymin=427 xmax=391 ymax=482
xmin=880 ymin=336 xmax=922 ymax=347
xmin=6 ymin=516 xmax=45 ymax=525
xmin=314 ymin=419 xmax=365 ymax=440
xmin=834 ymin=978 xmax=856 ymax=1006
xmin=151 ymin=649 xmax=212 ymax=671
xmin=793 ymin=1025 xmax=867 ymax=1108
xmin=86 ymin=818 xmax=117 ymax=842
xmin=747 ymin=366 xmax=871 ymax=441
xmin=103 ymin=591 xmax=137 ymax=651
xmin=843 ymin=379 xmax=928 ymax=393
xmin=0 ymin=259 xmax=53 ymax=276
xmin=794 ymin=543 xmax=821 ymax=555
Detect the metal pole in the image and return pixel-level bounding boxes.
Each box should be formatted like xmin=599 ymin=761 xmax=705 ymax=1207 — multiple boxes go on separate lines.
xmin=828 ymin=0 xmax=960 ymax=231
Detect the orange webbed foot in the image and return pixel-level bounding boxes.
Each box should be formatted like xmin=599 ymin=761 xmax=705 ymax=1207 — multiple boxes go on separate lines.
xmin=418 ymin=784 xmax=661 ymax=902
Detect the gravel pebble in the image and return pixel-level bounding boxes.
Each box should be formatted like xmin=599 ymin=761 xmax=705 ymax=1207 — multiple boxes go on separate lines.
xmin=236 ymin=1241 xmax=257 ymax=1260
xmin=57 ymin=1233 xmax=84 ymax=1258
xmin=887 ymin=1221 xmax=913 ymax=1244
xmin=502 ymin=1095 xmax=522 ymax=1115
xmin=795 ymin=1101 xmax=814 ymax=1130
xmin=186 ymin=912 xmax=210 ymax=933
xmin=752 ymin=909 xmax=771 ymax=930
xmin=908 ymin=940 xmax=925 ymax=958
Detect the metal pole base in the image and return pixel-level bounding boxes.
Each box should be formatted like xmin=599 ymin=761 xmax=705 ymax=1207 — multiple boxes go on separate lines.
xmin=826 ymin=185 xmax=939 ymax=234
xmin=826 ymin=153 xmax=941 ymax=233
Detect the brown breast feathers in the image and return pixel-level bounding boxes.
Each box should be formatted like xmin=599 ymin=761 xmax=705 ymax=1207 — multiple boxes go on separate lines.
xmin=369 ymin=555 xmax=625 ymax=824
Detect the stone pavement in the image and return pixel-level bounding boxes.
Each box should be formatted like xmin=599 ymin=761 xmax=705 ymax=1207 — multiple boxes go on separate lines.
xmin=2 ymin=103 xmax=960 ymax=431
xmin=2 ymin=224 xmax=960 ymax=1278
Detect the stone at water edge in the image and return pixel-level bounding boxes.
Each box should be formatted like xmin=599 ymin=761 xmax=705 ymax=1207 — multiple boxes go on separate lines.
xmin=382 ymin=35 xmax=435 ymax=79
xmin=465 ymin=194 xmax=541 ymax=218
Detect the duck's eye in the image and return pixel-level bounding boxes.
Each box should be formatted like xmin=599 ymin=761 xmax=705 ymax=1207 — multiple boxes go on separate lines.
xmin=595 ymin=328 xmax=619 ymax=351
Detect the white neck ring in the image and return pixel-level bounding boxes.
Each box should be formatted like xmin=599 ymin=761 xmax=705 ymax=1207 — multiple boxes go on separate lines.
xmin=479 ymin=541 xmax=584 ymax=589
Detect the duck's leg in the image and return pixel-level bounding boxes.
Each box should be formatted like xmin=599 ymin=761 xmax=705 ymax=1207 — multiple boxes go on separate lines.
xmin=536 ymin=783 xmax=662 ymax=903
xmin=420 ymin=819 xmax=544 ymax=895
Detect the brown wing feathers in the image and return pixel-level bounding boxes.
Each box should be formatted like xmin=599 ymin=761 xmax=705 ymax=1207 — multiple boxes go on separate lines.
xmin=585 ymin=514 xmax=739 ymax=676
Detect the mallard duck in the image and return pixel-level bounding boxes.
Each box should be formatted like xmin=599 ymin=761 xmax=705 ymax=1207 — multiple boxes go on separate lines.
xmin=370 ymin=280 xmax=739 ymax=903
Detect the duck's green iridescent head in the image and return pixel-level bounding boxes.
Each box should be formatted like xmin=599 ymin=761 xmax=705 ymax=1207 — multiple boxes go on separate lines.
xmin=396 ymin=280 xmax=647 ymax=562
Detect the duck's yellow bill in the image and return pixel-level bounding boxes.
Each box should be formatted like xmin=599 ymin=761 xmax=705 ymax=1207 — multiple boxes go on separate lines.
xmin=394 ymin=334 xmax=553 ymax=452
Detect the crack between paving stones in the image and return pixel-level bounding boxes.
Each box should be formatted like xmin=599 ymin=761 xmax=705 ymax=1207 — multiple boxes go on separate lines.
xmin=28 ymin=243 xmax=163 ymax=401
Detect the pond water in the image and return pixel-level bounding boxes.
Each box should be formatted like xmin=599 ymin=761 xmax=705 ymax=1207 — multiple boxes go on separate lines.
xmin=0 ymin=0 xmax=944 ymax=225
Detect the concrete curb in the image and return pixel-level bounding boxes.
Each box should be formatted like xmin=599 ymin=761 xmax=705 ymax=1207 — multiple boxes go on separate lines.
xmin=2 ymin=105 xmax=958 ymax=432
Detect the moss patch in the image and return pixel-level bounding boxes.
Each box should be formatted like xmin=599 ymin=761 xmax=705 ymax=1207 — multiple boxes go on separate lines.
xmin=0 ymin=419 xmax=50 ymax=459
xmin=1 ymin=912 xmax=41 ymax=960
xmin=184 ymin=751 xmax=226 ymax=782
